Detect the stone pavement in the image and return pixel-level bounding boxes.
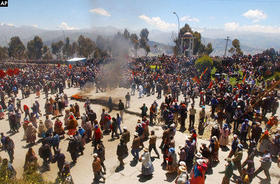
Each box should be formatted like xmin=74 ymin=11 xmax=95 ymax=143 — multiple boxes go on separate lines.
xmin=0 ymin=87 xmax=279 ymax=184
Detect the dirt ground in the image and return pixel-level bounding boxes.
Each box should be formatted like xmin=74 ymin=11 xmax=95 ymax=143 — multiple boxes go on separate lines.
xmin=0 ymin=87 xmax=279 ymax=184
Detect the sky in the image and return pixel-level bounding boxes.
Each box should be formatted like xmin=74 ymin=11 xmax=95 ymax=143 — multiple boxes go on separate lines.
xmin=0 ymin=0 xmax=280 ymax=34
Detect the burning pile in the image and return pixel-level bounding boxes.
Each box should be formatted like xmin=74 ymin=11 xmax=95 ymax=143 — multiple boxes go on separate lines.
xmin=71 ymin=93 xmax=83 ymax=100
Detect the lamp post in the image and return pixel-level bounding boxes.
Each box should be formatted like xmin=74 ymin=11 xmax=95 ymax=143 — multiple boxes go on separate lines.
xmin=173 ymin=12 xmax=180 ymax=54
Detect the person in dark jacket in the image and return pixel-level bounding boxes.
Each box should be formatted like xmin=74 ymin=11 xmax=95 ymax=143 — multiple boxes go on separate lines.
xmin=95 ymin=143 xmax=106 ymax=174
xmin=52 ymin=149 xmax=65 ymax=175
xmin=67 ymin=138 xmax=79 ymax=164
xmin=39 ymin=140 xmax=52 ymax=170
xmin=4 ymin=136 xmax=15 ymax=163
xmin=117 ymin=138 xmax=128 ymax=166
xmin=111 ymin=117 xmax=119 ymax=139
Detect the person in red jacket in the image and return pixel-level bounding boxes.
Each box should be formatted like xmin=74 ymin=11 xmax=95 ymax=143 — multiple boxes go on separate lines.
xmin=23 ymin=104 xmax=30 ymax=120
xmin=93 ymin=125 xmax=103 ymax=149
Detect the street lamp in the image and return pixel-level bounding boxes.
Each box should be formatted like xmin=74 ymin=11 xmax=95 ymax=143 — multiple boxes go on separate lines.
xmin=173 ymin=12 xmax=180 ymax=54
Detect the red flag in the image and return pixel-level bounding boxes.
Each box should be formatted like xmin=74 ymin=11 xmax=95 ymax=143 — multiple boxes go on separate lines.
xmin=69 ymin=64 xmax=72 ymax=69
xmin=13 ymin=68 xmax=20 ymax=75
xmin=57 ymin=64 xmax=61 ymax=68
xmin=200 ymin=67 xmax=208 ymax=80
xmin=0 ymin=70 xmax=6 ymax=78
xmin=192 ymin=76 xmax=200 ymax=84
xmin=208 ymin=81 xmax=213 ymax=89
xmin=237 ymin=83 xmax=242 ymax=89
xmin=242 ymin=74 xmax=246 ymax=84
xmin=6 ymin=69 xmax=14 ymax=76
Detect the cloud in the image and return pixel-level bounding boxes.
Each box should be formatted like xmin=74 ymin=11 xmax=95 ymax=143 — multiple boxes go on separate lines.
xmin=224 ymin=22 xmax=280 ymax=34
xmin=59 ymin=22 xmax=77 ymax=30
xmin=224 ymin=22 xmax=240 ymax=31
xmin=89 ymin=8 xmax=111 ymax=17
xmin=0 ymin=23 xmax=15 ymax=27
xmin=32 ymin=24 xmax=38 ymax=28
xmin=180 ymin=16 xmax=199 ymax=23
xmin=139 ymin=15 xmax=176 ymax=31
xmin=243 ymin=9 xmax=267 ymax=22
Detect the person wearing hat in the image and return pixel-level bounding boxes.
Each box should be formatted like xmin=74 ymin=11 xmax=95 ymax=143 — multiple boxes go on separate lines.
xmin=240 ymin=119 xmax=250 ymax=145
xmin=228 ymin=134 xmax=239 ymax=158
xmin=190 ymin=158 xmax=208 ymax=184
xmin=253 ymin=150 xmax=272 ymax=181
xmin=131 ymin=132 xmax=141 ymax=161
xmin=166 ymin=147 xmax=177 ymax=173
xmin=219 ymin=123 xmax=230 ymax=148
xmin=232 ymin=144 xmax=243 ymax=176
xmin=175 ymin=165 xmax=188 ymax=184
xmin=250 ymin=122 xmax=262 ymax=143
xmin=233 ymin=105 xmax=243 ymax=133
xmin=92 ymin=153 xmax=105 ymax=183
xmin=121 ymin=127 xmax=130 ymax=145
xmin=221 ymin=158 xmax=234 ymax=184
xmin=139 ymin=147 xmax=154 ymax=176
xmin=117 ymin=138 xmax=128 ymax=166
xmin=93 ymin=125 xmax=103 ymax=149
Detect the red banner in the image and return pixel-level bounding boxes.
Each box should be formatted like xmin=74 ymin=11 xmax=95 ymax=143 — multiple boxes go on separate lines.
xmin=0 ymin=70 xmax=6 ymax=78
xmin=208 ymin=81 xmax=213 ymax=89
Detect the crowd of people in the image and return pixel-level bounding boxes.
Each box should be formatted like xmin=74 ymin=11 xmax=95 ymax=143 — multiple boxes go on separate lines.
xmin=0 ymin=52 xmax=279 ymax=184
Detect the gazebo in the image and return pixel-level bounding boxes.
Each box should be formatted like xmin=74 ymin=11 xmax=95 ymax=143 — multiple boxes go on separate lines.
xmin=181 ymin=32 xmax=194 ymax=57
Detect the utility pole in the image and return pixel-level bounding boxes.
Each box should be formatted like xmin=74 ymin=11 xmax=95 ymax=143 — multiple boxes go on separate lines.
xmin=173 ymin=12 xmax=180 ymax=55
xmin=224 ymin=36 xmax=230 ymax=57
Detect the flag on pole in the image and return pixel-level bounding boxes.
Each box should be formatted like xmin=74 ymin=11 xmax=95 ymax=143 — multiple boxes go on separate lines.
xmin=208 ymin=81 xmax=213 ymax=89
xmin=200 ymin=67 xmax=208 ymax=80
xmin=192 ymin=76 xmax=200 ymax=84
xmin=242 ymin=74 xmax=247 ymax=84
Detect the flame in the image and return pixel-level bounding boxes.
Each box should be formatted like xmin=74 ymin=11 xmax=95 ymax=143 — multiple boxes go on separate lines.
xmin=71 ymin=93 xmax=83 ymax=100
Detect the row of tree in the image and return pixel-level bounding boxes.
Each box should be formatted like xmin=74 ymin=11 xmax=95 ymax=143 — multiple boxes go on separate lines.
xmin=0 ymin=28 xmax=152 ymax=61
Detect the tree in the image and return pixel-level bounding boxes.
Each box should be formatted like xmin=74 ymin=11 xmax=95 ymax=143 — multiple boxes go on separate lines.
xmin=229 ymin=39 xmax=243 ymax=55
xmin=62 ymin=37 xmax=72 ymax=59
xmin=77 ymin=35 xmax=96 ymax=58
xmin=145 ymin=44 xmax=150 ymax=56
xmin=96 ymin=35 xmax=107 ymax=51
xmin=27 ymin=36 xmax=43 ymax=59
xmin=205 ymin=43 xmax=213 ymax=55
xmin=139 ymin=28 xmax=149 ymax=49
xmin=42 ymin=45 xmax=53 ymax=60
xmin=8 ymin=36 xmax=25 ymax=59
xmin=130 ymin=33 xmax=139 ymax=57
xmin=71 ymin=42 xmax=78 ymax=56
xmin=0 ymin=46 xmax=8 ymax=60
xmin=195 ymin=55 xmax=213 ymax=71
xmin=123 ymin=29 xmax=130 ymax=40
xmin=51 ymin=40 xmax=64 ymax=59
